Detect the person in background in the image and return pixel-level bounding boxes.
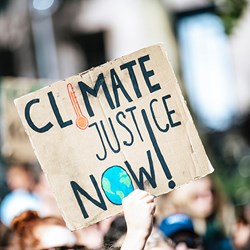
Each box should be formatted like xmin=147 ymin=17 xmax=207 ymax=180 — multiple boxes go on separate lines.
xmin=0 ymin=220 xmax=14 ymax=249
xmin=143 ymin=227 xmax=175 ymax=250
xmin=74 ymin=222 xmax=105 ymax=249
xmin=33 ymin=171 xmax=62 ymax=218
xmin=7 ymin=189 xmax=156 ymax=250
xmin=103 ymin=215 xmax=127 ymax=248
xmin=10 ymin=210 xmax=81 ymax=249
xmin=4 ymin=162 xmax=37 ymax=192
xmin=159 ymin=213 xmax=203 ymax=250
xmin=156 ymin=176 xmax=235 ymax=250
xmin=0 ymin=162 xmax=42 ymax=226
xmin=232 ymin=204 xmax=250 ymax=250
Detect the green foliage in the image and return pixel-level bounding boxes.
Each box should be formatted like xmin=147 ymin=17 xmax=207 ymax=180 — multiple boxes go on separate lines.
xmin=215 ymin=0 xmax=248 ymax=34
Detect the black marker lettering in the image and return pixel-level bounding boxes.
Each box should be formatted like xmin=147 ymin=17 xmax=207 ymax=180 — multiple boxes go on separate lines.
xmin=120 ymin=60 xmax=142 ymax=98
xmin=70 ymin=175 xmax=107 ymax=219
xmin=25 ymin=98 xmax=53 ymax=133
xmin=126 ymin=106 xmax=144 ymax=142
xmin=111 ymin=68 xmax=133 ymax=108
xmin=78 ymin=74 xmax=115 ymax=117
xmin=116 ymin=111 xmax=134 ymax=147
xmin=138 ymin=55 xmax=161 ymax=93
xmin=48 ymin=92 xmax=73 ymax=128
xmin=125 ymin=150 xmax=157 ymax=190
xmin=141 ymin=109 xmax=176 ymax=189
xmin=89 ymin=122 xmax=107 ymax=161
xmin=100 ymin=118 xmax=120 ymax=154
xmin=162 ymin=95 xmax=182 ymax=128
xmin=150 ymin=98 xmax=169 ymax=132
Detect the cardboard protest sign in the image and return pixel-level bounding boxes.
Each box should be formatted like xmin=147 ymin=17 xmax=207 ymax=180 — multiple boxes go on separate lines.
xmin=0 ymin=77 xmax=49 ymax=162
xmin=14 ymin=44 xmax=213 ymax=230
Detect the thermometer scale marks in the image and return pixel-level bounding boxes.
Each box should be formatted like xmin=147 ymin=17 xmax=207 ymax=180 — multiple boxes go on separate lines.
xmin=67 ymin=83 xmax=88 ymax=130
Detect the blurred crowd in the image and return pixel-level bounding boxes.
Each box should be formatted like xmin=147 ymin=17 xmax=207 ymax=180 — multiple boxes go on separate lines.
xmin=0 ymin=161 xmax=249 ymax=250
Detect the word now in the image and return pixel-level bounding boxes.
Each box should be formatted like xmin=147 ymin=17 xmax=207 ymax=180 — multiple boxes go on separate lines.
xmin=71 ymin=104 xmax=181 ymax=219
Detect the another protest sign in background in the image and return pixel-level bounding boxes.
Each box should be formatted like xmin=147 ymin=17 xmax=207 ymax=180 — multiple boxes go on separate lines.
xmin=0 ymin=77 xmax=49 ymax=162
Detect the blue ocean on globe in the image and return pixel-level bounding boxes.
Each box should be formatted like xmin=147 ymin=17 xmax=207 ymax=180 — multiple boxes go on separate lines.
xmin=101 ymin=166 xmax=134 ymax=205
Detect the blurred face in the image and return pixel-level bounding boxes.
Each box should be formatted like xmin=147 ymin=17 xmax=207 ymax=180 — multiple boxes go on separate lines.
xmin=74 ymin=223 xmax=103 ymax=249
xmin=187 ymin=178 xmax=214 ymax=218
xmin=7 ymin=166 xmax=34 ymax=191
xmin=34 ymin=224 xmax=77 ymax=249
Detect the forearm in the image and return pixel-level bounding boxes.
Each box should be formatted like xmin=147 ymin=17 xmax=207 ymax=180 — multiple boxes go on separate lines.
xmin=121 ymin=230 xmax=149 ymax=250
xmin=120 ymin=189 xmax=155 ymax=250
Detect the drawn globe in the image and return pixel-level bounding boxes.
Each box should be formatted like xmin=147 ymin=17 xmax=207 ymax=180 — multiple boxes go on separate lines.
xmin=101 ymin=166 xmax=134 ymax=205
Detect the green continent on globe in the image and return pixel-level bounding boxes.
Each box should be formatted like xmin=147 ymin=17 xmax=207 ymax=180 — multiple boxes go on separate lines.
xmin=101 ymin=166 xmax=134 ymax=205
xmin=102 ymin=177 xmax=114 ymax=195
xmin=119 ymin=171 xmax=131 ymax=187
xmin=116 ymin=190 xmax=125 ymax=200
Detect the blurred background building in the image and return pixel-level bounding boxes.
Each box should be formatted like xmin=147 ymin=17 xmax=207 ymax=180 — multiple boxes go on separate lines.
xmin=0 ymin=0 xmax=249 ymax=210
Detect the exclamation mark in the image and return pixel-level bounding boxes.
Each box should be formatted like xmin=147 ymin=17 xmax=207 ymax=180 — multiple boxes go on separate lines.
xmin=67 ymin=83 xmax=88 ymax=130
xmin=141 ymin=109 xmax=176 ymax=189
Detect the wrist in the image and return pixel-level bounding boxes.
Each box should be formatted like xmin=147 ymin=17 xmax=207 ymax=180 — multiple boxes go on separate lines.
xmin=120 ymin=229 xmax=149 ymax=250
xmin=127 ymin=227 xmax=151 ymax=240
xmin=121 ymin=234 xmax=147 ymax=250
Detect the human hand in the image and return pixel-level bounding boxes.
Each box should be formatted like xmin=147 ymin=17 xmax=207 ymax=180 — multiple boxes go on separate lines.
xmin=121 ymin=189 xmax=156 ymax=250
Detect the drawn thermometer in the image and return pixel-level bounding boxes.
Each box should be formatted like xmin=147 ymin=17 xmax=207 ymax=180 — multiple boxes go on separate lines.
xmin=67 ymin=83 xmax=88 ymax=130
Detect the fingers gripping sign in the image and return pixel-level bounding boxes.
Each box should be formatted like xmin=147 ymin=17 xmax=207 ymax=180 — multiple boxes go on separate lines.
xmin=121 ymin=189 xmax=156 ymax=250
